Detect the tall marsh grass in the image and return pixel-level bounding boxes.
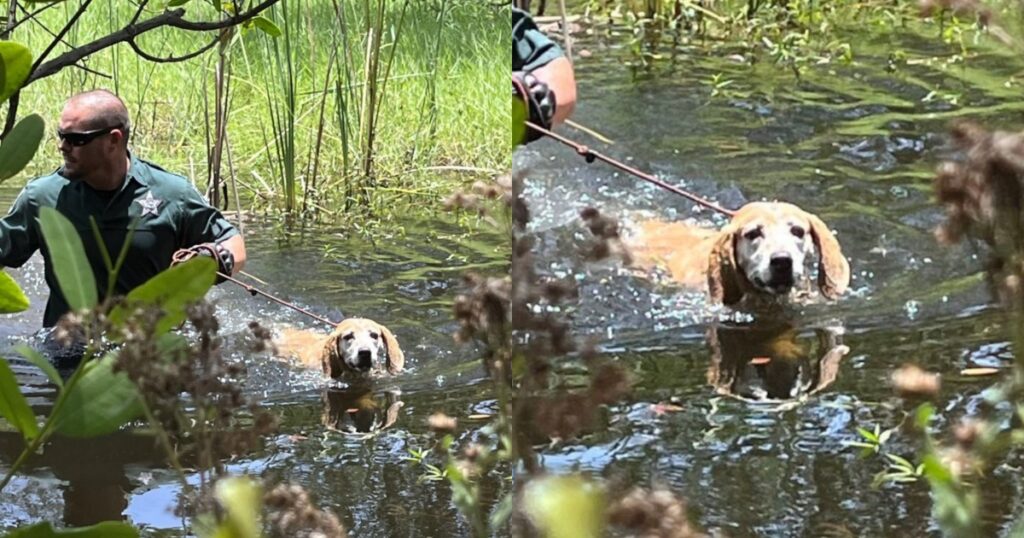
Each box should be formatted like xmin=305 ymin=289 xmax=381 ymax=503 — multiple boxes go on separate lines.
xmin=12 ymin=0 xmax=507 ymax=222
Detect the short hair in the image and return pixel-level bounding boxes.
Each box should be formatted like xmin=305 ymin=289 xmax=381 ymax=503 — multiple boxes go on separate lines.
xmin=64 ymin=89 xmax=132 ymax=143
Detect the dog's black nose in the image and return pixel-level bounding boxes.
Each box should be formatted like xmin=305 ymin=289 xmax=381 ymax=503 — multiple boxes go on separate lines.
xmin=769 ymin=255 xmax=793 ymax=275
xmin=357 ymin=350 xmax=373 ymax=369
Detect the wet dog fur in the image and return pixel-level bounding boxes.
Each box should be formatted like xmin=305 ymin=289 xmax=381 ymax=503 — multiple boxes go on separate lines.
xmin=275 ymin=318 xmax=404 ymax=380
xmin=629 ymin=201 xmax=851 ymax=306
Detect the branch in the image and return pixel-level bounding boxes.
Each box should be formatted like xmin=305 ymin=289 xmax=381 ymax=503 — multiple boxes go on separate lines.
xmin=5 ymin=1 xmax=65 ymax=38
xmin=27 ymin=0 xmax=282 ymax=84
xmin=2 ymin=92 xmax=20 ymax=140
xmin=29 ymin=0 xmax=94 ymax=77
xmin=127 ymin=33 xmax=220 ymax=63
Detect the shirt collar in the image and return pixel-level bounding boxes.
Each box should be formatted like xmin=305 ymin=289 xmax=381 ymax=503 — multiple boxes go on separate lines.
xmin=125 ymin=152 xmax=151 ymax=187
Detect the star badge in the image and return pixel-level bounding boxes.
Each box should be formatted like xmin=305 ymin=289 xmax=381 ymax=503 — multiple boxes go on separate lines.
xmin=135 ymin=191 xmax=162 ymax=217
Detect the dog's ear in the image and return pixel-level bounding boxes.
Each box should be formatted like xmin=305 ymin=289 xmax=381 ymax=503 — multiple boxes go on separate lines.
xmin=377 ymin=323 xmax=405 ymax=374
xmin=806 ymin=212 xmax=850 ymax=300
xmin=322 ymin=333 xmax=344 ymax=379
xmin=707 ymin=230 xmax=745 ymax=305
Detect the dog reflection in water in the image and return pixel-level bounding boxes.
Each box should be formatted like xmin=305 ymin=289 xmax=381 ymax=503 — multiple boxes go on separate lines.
xmin=706 ymin=320 xmax=848 ymax=402
xmin=321 ymin=385 xmax=404 ymax=434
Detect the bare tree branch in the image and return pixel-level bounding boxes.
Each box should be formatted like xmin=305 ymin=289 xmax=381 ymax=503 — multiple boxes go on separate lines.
xmin=29 ymin=0 xmax=95 ymax=77
xmin=130 ymin=0 xmax=151 ymax=26
xmin=5 ymin=1 xmax=71 ymax=39
xmin=2 ymin=92 xmax=20 ymax=140
xmin=27 ymin=0 xmax=282 ymax=84
xmin=1 ymin=0 xmax=18 ymax=40
xmin=128 ymin=33 xmax=220 ymax=63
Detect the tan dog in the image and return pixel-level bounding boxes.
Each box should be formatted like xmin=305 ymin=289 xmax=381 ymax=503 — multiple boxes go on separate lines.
xmin=629 ymin=201 xmax=851 ymax=305
xmin=276 ymin=318 xmax=405 ymax=379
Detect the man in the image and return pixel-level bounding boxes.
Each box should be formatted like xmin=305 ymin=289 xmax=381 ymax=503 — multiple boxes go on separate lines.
xmin=513 ymin=7 xmax=577 ymax=143
xmin=0 ymin=89 xmax=246 ymax=328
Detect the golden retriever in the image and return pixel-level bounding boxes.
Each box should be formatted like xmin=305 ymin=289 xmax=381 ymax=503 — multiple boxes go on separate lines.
xmin=628 ymin=201 xmax=851 ymax=305
xmin=276 ymin=318 xmax=405 ymax=380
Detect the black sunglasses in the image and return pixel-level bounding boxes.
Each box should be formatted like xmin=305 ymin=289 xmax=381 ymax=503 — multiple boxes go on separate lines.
xmin=56 ymin=125 xmax=126 ymax=147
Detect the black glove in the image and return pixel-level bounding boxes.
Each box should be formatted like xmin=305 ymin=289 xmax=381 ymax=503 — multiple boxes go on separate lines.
xmin=171 ymin=242 xmax=234 ymax=284
xmin=513 ymin=70 xmax=557 ymax=144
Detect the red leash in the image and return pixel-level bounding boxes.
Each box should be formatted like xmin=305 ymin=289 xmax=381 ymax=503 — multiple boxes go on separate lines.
xmin=525 ymin=120 xmax=736 ymax=218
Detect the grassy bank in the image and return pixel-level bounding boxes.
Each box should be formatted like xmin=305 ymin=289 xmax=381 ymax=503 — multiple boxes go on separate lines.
xmin=12 ymin=0 xmax=507 ymax=222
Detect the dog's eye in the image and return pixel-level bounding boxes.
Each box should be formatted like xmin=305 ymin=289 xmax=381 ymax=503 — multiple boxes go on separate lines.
xmin=743 ymin=227 xmax=763 ymax=241
xmin=342 ymin=333 xmax=355 ymax=341
xmin=369 ymin=332 xmax=379 ymax=340
xmin=791 ymin=226 xmax=805 ymax=239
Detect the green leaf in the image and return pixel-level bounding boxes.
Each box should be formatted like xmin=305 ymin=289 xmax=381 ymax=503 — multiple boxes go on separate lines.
xmin=512 ymin=93 xmax=526 ymax=147
xmin=51 ymin=354 xmax=142 ymax=438
xmin=921 ymin=453 xmax=955 ymax=485
xmin=0 ymin=269 xmax=29 ymax=313
xmin=0 ymin=358 xmax=40 ymax=442
xmin=167 ymin=0 xmax=191 ymax=6
xmin=0 ymin=41 xmax=32 ymax=103
xmin=38 ymin=207 xmax=97 ymax=311
xmin=3 ymin=520 xmax=139 ymax=537
xmin=108 ymin=257 xmax=216 ymax=335
xmin=216 ymin=476 xmax=263 ymax=538
xmin=856 ymin=426 xmax=879 ymax=443
xmin=886 ymin=453 xmax=915 ymax=471
xmin=15 ymin=344 xmax=62 ymax=389
xmin=251 ymin=15 xmax=282 ymax=37
xmin=0 ymin=113 xmax=44 ymax=183
xmin=915 ymin=403 xmax=935 ymax=430
xmin=522 ymin=475 xmax=605 ymax=538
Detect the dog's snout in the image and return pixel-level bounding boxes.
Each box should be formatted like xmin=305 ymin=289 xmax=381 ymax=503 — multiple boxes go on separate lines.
xmin=769 ymin=254 xmax=792 ymax=274
xmin=357 ymin=349 xmax=373 ymax=369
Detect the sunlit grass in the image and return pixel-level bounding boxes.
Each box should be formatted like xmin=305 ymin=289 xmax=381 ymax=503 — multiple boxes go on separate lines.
xmin=13 ymin=0 xmax=507 ymax=223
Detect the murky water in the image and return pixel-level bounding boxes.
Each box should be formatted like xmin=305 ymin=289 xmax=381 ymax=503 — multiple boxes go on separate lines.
xmin=517 ymin=23 xmax=1024 ymax=537
xmin=0 ymin=194 xmax=508 ymax=535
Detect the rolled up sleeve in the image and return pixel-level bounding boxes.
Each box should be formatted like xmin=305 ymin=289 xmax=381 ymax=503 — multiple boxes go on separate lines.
xmin=0 ymin=187 xmax=40 ymax=268
xmin=178 ymin=185 xmax=239 ymax=247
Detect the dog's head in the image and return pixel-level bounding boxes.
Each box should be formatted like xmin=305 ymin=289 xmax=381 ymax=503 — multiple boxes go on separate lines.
xmin=323 ymin=318 xmax=405 ymax=378
xmin=709 ymin=202 xmax=850 ymax=305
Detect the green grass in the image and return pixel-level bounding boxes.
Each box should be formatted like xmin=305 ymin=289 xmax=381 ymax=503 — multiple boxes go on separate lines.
xmin=12 ymin=0 xmax=508 ymax=222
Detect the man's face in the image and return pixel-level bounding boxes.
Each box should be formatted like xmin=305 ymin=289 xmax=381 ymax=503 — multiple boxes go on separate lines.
xmin=57 ymin=103 xmax=123 ymax=181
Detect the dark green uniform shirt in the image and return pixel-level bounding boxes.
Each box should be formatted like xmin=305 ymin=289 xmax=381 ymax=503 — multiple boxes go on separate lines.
xmin=0 ymin=155 xmax=239 ymax=327
xmin=513 ymin=8 xmax=565 ymax=73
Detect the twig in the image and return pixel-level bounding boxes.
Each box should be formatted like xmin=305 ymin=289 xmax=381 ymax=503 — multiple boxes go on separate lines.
xmin=28 ymin=0 xmax=282 ymax=84
xmin=128 ymin=34 xmax=220 ymax=63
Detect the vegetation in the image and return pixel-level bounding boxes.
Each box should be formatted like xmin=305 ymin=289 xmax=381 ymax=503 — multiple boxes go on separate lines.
xmin=6 ymin=0 xmax=506 ymax=223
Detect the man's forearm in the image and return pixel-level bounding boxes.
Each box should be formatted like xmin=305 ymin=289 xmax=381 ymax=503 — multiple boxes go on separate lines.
xmin=221 ymin=234 xmax=247 ymax=275
xmin=533 ymin=56 xmax=576 ymax=126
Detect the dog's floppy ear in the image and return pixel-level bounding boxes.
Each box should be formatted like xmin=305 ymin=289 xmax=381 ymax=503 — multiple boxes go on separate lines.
xmin=707 ymin=229 xmax=746 ymax=305
xmin=322 ymin=331 xmax=345 ymax=379
xmin=376 ymin=322 xmax=405 ymax=374
xmin=805 ymin=212 xmax=850 ymax=299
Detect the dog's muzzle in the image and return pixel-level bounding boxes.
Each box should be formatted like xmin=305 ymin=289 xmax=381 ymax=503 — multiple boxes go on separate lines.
xmin=356 ymin=349 xmax=373 ymax=370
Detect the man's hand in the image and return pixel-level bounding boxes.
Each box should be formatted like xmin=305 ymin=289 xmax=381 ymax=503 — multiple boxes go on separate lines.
xmin=513 ymin=71 xmax=557 ymax=144
xmin=171 ymin=242 xmax=234 ymax=283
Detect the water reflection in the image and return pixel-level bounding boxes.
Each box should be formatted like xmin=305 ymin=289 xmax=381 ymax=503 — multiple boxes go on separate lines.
xmin=706 ymin=320 xmax=848 ymax=403
xmin=0 ymin=430 xmax=163 ymax=527
xmin=322 ymin=385 xmax=404 ymax=435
